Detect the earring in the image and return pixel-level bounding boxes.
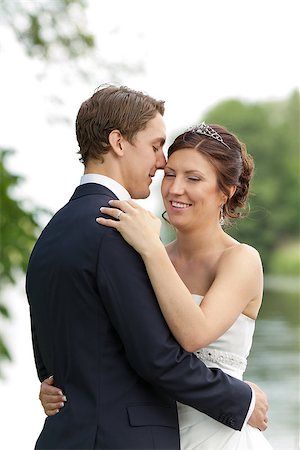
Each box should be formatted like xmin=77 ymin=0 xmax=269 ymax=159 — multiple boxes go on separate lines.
xmin=219 ymin=205 xmax=225 ymax=226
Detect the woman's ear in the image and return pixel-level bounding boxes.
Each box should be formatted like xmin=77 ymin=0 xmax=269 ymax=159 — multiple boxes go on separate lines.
xmin=220 ymin=186 xmax=236 ymax=206
xmin=228 ymin=185 xmax=237 ymax=199
xmin=108 ymin=130 xmax=124 ymax=156
xmin=220 ymin=193 xmax=227 ymax=206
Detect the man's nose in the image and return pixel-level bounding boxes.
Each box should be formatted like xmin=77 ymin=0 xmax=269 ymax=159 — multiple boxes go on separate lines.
xmin=156 ymin=151 xmax=167 ymax=169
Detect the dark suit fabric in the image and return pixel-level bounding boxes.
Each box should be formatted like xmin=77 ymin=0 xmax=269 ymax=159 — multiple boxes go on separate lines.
xmin=26 ymin=183 xmax=252 ymax=450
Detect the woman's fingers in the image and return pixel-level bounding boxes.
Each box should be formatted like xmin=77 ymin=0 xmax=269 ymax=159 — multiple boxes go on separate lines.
xmin=97 ymin=200 xmax=137 ymax=224
xmin=44 ymin=401 xmax=64 ymax=416
xmin=40 ymin=377 xmax=64 ymax=397
xmin=108 ymin=199 xmax=138 ymax=211
xmin=41 ymin=393 xmax=66 ymax=403
xmin=99 ymin=206 xmax=124 ymax=220
xmin=45 ymin=407 xmax=60 ymax=416
xmin=98 ymin=199 xmax=144 ymax=219
xmin=39 ymin=376 xmax=66 ymax=416
xmin=96 ymin=216 xmax=120 ymax=227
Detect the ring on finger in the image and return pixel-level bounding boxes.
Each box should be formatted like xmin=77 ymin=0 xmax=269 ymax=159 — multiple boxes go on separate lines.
xmin=116 ymin=211 xmax=123 ymax=220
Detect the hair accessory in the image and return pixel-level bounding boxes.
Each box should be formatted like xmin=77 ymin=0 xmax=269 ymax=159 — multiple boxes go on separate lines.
xmin=189 ymin=122 xmax=230 ymax=149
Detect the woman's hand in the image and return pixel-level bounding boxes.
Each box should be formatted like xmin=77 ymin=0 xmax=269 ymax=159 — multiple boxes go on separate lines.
xmin=39 ymin=376 xmax=66 ymax=416
xmin=97 ymin=200 xmax=162 ymax=256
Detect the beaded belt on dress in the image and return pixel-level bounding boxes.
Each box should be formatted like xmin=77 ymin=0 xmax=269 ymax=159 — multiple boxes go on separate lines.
xmin=194 ymin=348 xmax=247 ymax=372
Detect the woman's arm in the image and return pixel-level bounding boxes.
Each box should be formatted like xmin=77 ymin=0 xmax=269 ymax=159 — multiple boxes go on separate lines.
xmin=97 ymin=200 xmax=263 ymax=352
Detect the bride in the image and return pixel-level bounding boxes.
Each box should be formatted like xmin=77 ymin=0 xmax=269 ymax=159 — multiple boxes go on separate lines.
xmin=41 ymin=123 xmax=273 ymax=449
xmin=97 ymin=122 xmax=273 ymax=449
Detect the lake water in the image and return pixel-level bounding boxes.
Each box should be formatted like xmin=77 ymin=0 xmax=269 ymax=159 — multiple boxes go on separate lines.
xmin=245 ymin=287 xmax=299 ymax=449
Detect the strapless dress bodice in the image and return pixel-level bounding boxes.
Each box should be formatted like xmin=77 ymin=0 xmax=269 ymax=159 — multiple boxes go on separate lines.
xmin=191 ymin=294 xmax=255 ymax=380
xmin=176 ymin=295 xmax=273 ymax=450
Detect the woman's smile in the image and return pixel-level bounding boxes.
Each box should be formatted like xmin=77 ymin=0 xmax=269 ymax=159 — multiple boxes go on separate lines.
xmin=170 ymin=200 xmax=192 ymax=210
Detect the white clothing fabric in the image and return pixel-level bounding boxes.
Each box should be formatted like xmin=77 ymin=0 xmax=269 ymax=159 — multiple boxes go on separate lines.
xmin=177 ymin=295 xmax=273 ymax=450
xmin=80 ymin=174 xmax=131 ymax=200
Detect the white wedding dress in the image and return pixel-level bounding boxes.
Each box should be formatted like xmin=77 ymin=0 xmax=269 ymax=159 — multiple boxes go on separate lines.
xmin=177 ymin=295 xmax=273 ymax=450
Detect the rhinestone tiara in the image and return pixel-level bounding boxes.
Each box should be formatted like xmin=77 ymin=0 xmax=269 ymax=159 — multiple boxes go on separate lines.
xmin=188 ymin=122 xmax=230 ymax=149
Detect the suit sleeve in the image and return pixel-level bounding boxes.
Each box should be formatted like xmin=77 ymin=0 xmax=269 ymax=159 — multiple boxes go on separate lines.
xmin=97 ymin=229 xmax=252 ymax=431
xmin=29 ymin=310 xmax=49 ymax=382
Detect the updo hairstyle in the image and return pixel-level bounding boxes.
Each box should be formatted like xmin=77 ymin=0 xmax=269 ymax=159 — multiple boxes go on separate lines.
xmin=167 ymin=124 xmax=254 ymax=220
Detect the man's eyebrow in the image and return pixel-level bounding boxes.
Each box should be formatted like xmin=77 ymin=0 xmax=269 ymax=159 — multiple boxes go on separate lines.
xmin=154 ymin=137 xmax=165 ymax=146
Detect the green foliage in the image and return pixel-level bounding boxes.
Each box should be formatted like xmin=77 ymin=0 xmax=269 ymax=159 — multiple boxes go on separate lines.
xmin=0 ymin=149 xmax=45 ymax=372
xmin=0 ymin=0 xmax=97 ymax=372
xmin=0 ymin=149 xmax=42 ymax=283
xmin=203 ymin=90 xmax=300 ymax=271
xmin=268 ymin=240 xmax=300 ymax=276
xmin=1 ymin=0 xmax=94 ymax=60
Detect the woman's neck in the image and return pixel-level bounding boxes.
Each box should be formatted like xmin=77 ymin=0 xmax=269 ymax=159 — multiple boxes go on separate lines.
xmin=172 ymin=223 xmax=230 ymax=260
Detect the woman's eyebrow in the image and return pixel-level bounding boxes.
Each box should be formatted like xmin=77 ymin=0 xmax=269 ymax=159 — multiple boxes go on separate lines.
xmin=165 ymin=166 xmax=204 ymax=176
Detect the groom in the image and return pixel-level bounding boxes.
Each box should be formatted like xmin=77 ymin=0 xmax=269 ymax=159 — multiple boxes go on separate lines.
xmin=26 ymin=84 xmax=267 ymax=449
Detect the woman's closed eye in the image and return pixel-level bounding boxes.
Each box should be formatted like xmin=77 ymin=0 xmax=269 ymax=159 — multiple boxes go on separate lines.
xmin=164 ymin=171 xmax=175 ymax=177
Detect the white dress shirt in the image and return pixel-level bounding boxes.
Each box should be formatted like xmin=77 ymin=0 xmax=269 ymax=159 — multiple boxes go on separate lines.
xmin=243 ymin=388 xmax=256 ymax=428
xmin=80 ymin=173 xmax=131 ymax=200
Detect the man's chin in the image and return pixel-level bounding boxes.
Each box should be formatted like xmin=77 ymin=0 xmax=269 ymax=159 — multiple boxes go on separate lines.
xmin=132 ymin=188 xmax=150 ymax=200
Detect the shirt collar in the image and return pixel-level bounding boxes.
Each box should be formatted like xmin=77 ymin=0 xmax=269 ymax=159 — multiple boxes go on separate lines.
xmin=80 ymin=174 xmax=131 ymax=200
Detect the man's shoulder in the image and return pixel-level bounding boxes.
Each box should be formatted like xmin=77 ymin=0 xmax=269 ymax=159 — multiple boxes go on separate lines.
xmin=70 ymin=183 xmax=117 ymax=202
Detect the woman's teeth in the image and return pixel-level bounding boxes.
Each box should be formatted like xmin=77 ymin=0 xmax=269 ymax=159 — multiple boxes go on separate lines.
xmin=171 ymin=201 xmax=191 ymax=209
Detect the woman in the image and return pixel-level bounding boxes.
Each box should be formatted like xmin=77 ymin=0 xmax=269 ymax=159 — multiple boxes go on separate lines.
xmin=40 ymin=123 xmax=273 ymax=449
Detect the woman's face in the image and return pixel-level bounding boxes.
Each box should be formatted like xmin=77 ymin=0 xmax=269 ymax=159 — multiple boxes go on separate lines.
xmin=161 ymin=148 xmax=225 ymax=231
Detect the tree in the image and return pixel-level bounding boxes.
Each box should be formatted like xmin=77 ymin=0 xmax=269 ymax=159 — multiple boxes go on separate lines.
xmin=0 ymin=0 xmax=97 ymax=373
xmin=203 ymin=90 xmax=299 ymax=271
xmin=1 ymin=0 xmax=136 ymax=83
xmin=1 ymin=0 xmax=94 ymax=60
xmin=0 ymin=149 xmax=47 ymax=372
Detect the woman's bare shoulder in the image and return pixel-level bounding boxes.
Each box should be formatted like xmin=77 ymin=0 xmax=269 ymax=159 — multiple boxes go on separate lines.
xmin=220 ymin=241 xmax=262 ymax=269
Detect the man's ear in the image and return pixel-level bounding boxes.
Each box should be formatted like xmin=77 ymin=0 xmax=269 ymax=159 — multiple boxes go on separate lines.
xmin=108 ymin=130 xmax=124 ymax=156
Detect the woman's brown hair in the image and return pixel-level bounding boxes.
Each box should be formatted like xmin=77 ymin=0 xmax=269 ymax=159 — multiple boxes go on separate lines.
xmin=167 ymin=124 xmax=254 ymax=221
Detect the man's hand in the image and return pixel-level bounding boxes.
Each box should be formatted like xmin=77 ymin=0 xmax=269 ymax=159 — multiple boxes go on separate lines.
xmin=245 ymin=381 xmax=268 ymax=431
xmin=39 ymin=376 xmax=66 ymax=416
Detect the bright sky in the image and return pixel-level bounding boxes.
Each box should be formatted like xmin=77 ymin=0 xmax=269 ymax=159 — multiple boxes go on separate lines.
xmin=1 ymin=0 xmax=298 ymax=214
xmin=0 ymin=1 xmax=298 ymax=448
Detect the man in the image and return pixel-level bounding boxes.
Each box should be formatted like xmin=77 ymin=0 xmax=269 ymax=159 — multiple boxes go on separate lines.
xmin=26 ymin=84 xmax=267 ymax=449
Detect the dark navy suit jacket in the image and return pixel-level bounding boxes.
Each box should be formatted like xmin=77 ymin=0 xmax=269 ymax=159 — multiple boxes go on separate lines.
xmin=26 ymin=183 xmax=252 ymax=449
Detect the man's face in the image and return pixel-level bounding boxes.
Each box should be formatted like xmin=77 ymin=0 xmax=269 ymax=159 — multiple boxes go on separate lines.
xmin=121 ymin=113 xmax=166 ymax=199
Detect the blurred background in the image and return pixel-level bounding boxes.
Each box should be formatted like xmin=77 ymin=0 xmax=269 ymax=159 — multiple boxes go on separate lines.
xmin=0 ymin=1 xmax=299 ymax=449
